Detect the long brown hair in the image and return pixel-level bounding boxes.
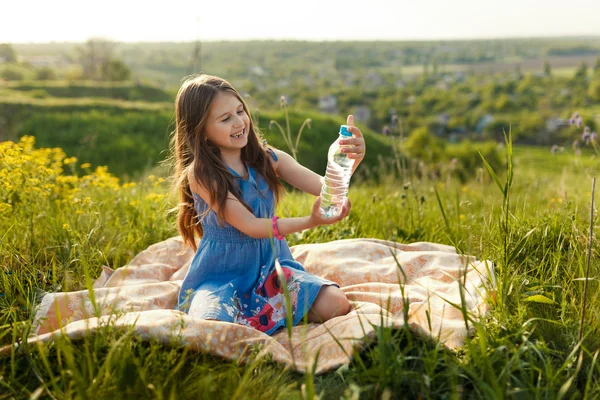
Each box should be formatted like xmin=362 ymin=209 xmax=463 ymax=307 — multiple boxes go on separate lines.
xmin=169 ymin=74 xmax=283 ymax=251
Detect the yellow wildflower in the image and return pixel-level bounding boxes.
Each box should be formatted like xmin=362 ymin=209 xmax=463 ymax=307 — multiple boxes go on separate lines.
xmin=145 ymin=193 xmax=165 ymax=202
xmin=56 ymin=176 xmax=79 ymax=186
xmin=95 ymin=166 xmax=109 ymax=174
xmin=0 ymin=203 xmax=12 ymax=215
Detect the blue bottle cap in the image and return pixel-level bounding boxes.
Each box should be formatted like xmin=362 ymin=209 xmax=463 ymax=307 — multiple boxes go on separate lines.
xmin=340 ymin=125 xmax=352 ymax=137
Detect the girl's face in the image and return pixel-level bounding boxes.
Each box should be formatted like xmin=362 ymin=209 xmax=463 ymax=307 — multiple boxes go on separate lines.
xmin=204 ymin=91 xmax=250 ymax=155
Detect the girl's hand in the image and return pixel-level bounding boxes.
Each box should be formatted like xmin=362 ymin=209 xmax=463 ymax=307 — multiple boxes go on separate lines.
xmin=309 ymin=196 xmax=351 ymax=227
xmin=340 ymin=115 xmax=366 ymax=167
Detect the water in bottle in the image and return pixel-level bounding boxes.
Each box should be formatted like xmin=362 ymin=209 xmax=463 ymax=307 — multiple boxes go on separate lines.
xmin=319 ymin=125 xmax=355 ymax=218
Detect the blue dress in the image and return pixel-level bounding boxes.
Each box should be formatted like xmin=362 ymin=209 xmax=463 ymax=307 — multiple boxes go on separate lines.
xmin=176 ymin=158 xmax=338 ymax=335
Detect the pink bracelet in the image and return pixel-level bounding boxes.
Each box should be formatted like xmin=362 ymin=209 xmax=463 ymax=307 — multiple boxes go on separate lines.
xmin=271 ymin=215 xmax=285 ymax=240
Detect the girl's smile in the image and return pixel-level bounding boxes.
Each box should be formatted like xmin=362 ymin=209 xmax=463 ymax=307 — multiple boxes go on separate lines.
xmin=230 ymin=128 xmax=246 ymax=139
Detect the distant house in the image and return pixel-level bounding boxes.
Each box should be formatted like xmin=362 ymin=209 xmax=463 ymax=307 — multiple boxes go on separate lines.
xmin=22 ymin=55 xmax=64 ymax=67
xmin=277 ymin=79 xmax=290 ymax=88
xmin=353 ymin=105 xmax=371 ymax=123
xmin=560 ymin=88 xmax=571 ymax=97
xmin=364 ymin=72 xmax=384 ymax=90
xmin=450 ymin=127 xmax=467 ymax=135
xmin=249 ymin=66 xmax=265 ymax=76
xmin=438 ymin=113 xmax=450 ymax=125
xmin=435 ymin=81 xmax=449 ymax=91
xmin=318 ymin=95 xmax=338 ymax=114
xmin=475 ymin=114 xmax=494 ymax=134
xmin=0 ymin=56 xmax=7 ymax=64
xmin=454 ymin=72 xmax=466 ymax=82
xmin=468 ymin=93 xmax=480 ymax=103
xmin=343 ymin=71 xmax=357 ymax=86
xmin=545 ymin=117 xmax=570 ymax=133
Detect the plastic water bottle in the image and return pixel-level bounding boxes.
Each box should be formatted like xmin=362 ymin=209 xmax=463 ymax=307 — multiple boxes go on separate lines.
xmin=319 ymin=125 xmax=355 ymax=218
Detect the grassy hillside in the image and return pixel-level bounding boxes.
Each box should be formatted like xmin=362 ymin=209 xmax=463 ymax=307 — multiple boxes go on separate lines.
xmin=5 ymin=81 xmax=174 ymax=102
xmin=0 ymin=94 xmax=398 ymax=180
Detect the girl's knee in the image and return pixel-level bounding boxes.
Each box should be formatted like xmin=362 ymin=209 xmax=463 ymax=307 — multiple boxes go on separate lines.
xmin=308 ymin=286 xmax=351 ymax=323
xmin=330 ymin=287 xmax=351 ymax=315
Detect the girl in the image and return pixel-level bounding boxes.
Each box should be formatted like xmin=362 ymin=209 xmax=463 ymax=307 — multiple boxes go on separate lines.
xmin=171 ymin=74 xmax=366 ymax=335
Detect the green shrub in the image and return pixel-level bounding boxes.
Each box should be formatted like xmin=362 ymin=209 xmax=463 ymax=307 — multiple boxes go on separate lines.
xmin=1 ymin=65 xmax=25 ymax=81
xmin=402 ymin=128 xmax=504 ymax=182
xmin=446 ymin=140 xmax=504 ymax=182
xmin=404 ymin=127 xmax=446 ymax=164
xmin=35 ymin=67 xmax=57 ymax=80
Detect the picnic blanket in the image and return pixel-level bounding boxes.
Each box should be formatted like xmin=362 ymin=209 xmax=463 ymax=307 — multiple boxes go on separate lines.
xmin=3 ymin=236 xmax=495 ymax=374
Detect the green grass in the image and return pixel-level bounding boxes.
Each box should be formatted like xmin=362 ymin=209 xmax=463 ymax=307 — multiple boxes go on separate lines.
xmin=1 ymin=137 xmax=599 ymax=399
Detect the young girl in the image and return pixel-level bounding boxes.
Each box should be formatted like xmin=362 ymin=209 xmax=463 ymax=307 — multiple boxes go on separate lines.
xmin=172 ymin=74 xmax=367 ymax=335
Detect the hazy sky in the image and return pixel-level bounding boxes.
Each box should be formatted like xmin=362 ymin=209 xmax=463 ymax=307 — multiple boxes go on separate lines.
xmin=3 ymin=0 xmax=600 ymax=42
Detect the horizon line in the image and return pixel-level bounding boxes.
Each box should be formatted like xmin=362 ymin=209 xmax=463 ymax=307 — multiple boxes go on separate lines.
xmin=8 ymin=33 xmax=600 ymax=45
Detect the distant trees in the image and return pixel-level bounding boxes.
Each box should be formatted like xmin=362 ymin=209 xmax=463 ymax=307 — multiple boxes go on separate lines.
xmin=574 ymin=62 xmax=588 ymax=80
xmin=589 ymin=79 xmax=600 ymax=102
xmin=0 ymin=43 xmax=17 ymax=62
xmin=76 ymin=38 xmax=131 ymax=81
xmin=404 ymin=127 xmax=446 ymax=163
xmin=35 ymin=67 xmax=56 ymax=80
xmin=0 ymin=44 xmax=21 ymax=80
xmin=544 ymin=60 xmax=552 ymax=77
xmin=546 ymin=45 xmax=599 ymax=57
xmin=105 ymin=59 xmax=131 ymax=81
xmin=1 ymin=65 xmax=24 ymax=80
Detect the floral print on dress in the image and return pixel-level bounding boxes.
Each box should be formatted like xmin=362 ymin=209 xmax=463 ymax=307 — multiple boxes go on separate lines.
xmin=226 ymin=266 xmax=300 ymax=333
